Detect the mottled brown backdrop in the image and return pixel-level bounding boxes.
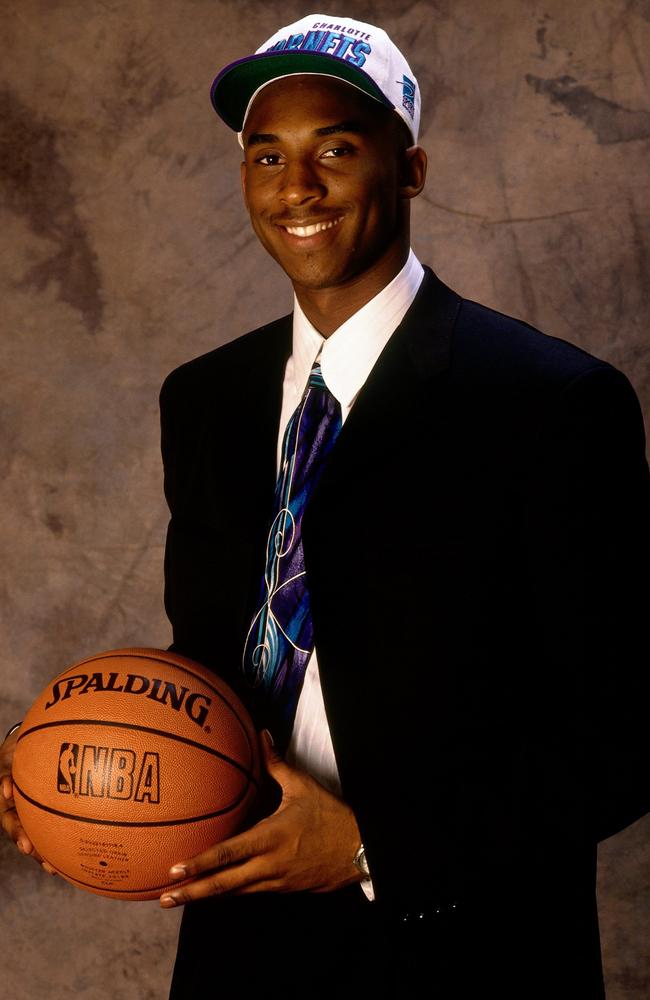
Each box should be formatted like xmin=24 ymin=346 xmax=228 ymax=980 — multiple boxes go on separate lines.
xmin=1 ymin=1 xmax=648 ymax=998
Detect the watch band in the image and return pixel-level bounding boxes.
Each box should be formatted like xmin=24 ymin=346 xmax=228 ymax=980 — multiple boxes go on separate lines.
xmin=353 ymin=843 xmax=370 ymax=878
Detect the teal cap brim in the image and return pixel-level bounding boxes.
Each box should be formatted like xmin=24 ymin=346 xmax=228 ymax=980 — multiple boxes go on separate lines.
xmin=210 ymin=50 xmax=393 ymax=132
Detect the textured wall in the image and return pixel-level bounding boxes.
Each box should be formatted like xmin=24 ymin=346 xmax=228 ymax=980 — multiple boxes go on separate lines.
xmin=1 ymin=2 xmax=648 ymax=998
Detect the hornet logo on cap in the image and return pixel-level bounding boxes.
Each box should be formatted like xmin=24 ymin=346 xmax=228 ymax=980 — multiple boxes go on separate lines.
xmin=401 ymin=75 xmax=416 ymax=120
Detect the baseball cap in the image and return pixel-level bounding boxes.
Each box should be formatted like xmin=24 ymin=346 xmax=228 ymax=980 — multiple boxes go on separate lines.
xmin=210 ymin=13 xmax=420 ymax=147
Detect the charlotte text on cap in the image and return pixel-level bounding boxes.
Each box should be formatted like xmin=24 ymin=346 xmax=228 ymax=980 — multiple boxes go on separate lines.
xmin=210 ymin=13 xmax=421 ymax=146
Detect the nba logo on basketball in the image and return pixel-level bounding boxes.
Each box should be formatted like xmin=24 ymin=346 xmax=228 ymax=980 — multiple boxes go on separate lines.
xmin=58 ymin=742 xmax=79 ymax=794
xmin=56 ymin=742 xmax=160 ymax=802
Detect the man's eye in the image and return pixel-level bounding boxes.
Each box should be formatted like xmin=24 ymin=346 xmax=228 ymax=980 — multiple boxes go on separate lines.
xmin=257 ymin=153 xmax=282 ymax=165
xmin=321 ymin=146 xmax=350 ymax=158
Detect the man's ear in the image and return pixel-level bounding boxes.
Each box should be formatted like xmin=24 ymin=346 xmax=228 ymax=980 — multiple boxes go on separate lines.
xmin=240 ymin=159 xmax=249 ymax=212
xmin=399 ymin=145 xmax=427 ymax=200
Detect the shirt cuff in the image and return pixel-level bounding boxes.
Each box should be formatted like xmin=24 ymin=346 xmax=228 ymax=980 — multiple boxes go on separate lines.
xmin=359 ymin=876 xmax=375 ymax=902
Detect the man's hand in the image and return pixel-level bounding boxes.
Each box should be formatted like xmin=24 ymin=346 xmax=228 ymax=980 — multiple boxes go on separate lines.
xmin=0 ymin=726 xmax=56 ymax=874
xmin=159 ymin=730 xmax=363 ymax=907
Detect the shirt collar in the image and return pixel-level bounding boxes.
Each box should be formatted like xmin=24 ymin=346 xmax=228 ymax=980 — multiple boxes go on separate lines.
xmin=291 ymin=249 xmax=425 ymax=412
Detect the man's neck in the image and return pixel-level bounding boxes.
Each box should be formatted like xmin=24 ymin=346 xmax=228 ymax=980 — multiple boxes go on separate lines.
xmin=292 ymin=242 xmax=411 ymax=338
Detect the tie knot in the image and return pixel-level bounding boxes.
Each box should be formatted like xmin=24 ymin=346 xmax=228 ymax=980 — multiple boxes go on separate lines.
xmin=308 ymin=361 xmax=327 ymax=390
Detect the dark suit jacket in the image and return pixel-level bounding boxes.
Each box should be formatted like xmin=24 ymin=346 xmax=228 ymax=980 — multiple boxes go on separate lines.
xmin=161 ymin=268 xmax=649 ymax=998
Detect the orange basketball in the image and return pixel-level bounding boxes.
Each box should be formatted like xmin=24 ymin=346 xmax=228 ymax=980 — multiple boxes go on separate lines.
xmin=12 ymin=648 xmax=260 ymax=900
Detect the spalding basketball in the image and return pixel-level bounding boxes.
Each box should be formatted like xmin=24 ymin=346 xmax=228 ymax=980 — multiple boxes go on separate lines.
xmin=12 ymin=648 xmax=260 ymax=900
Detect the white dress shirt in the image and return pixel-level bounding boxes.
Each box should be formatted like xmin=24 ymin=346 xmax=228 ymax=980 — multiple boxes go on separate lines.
xmin=275 ymin=250 xmax=425 ymax=899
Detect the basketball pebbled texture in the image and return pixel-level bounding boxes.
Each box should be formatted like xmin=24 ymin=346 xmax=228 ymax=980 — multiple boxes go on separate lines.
xmin=12 ymin=648 xmax=261 ymax=900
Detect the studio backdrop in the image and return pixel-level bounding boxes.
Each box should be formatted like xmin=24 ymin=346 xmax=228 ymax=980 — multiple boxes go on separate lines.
xmin=1 ymin=2 xmax=648 ymax=998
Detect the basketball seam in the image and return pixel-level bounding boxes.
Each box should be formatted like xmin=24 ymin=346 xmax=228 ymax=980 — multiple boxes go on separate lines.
xmin=50 ymin=868 xmax=193 ymax=896
xmin=16 ymin=718 xmax=259 ymax=787
xmin=13 ymin=776 xmax=254 ymax=827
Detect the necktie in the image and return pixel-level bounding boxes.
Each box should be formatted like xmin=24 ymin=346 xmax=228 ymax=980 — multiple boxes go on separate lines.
xmin=242 ymin=358 xmax=342 ymax=749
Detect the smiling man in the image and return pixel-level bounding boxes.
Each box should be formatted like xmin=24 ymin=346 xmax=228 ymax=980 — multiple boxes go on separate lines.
xmin=155 ymin=12 xmax=649 ymax=1000
xmin=3 ymin=11 xmax=646 ymax=1000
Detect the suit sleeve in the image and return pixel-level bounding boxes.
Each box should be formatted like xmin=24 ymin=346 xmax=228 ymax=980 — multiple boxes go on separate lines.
xmin=525 ymin=364 xmax=650 ymax=843
xmin=159 ymin=369 xmax=230 ymax=673
xmin=159 ymin=369 xmax=193 ymax=659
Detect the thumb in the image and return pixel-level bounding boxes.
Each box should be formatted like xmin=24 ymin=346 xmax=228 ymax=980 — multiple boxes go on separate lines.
xmin=258 ymin=731 xmax=322 ymax=808
xmin=259 ymin=729 xmax=294 ymax=783
xmin=260 ymin=728 xmax=282 ymax=766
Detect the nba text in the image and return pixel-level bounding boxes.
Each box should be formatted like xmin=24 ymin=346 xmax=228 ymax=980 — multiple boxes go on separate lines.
xmin=57 ymin=743 xmax=160 ymax=803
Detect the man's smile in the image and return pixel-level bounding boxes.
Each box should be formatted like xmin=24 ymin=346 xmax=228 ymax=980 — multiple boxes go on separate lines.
xmin=276 ymin=216 xmax=345 ymax=239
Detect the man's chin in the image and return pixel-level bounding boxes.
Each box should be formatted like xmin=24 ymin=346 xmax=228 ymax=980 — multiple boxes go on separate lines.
xmin=276 ymin=258 xmax=364 ymax=292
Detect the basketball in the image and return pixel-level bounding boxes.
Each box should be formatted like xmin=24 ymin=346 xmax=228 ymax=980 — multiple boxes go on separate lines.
xmin=11 ymin=648 xmax=260 ymax=901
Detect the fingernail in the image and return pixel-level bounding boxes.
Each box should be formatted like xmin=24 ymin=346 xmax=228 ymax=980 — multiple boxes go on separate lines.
xmin=263 ymin=728 xmax=275 ymax=747
xmin=42 ymin=862 xmax=57 ymax=876
xmin=160 ymin=895 xmax=177 ymax=908
xmin=169 ymin=865 xmax=187 ymax=878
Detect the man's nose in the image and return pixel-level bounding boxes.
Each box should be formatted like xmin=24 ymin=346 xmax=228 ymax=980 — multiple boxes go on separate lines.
xmin=279 ymin=158 xmax=325 ymax=206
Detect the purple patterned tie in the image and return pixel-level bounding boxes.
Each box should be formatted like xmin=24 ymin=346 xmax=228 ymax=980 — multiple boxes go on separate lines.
xmin=242 ymin=359 xmax=342 ymax=749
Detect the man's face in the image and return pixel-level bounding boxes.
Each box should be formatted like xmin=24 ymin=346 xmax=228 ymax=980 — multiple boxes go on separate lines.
xmin=240 ymin=75 xmax=410 ymax=292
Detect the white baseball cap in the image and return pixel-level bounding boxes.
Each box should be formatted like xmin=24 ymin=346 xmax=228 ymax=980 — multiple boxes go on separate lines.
xmin=210 ymin=13 xmax=420 ymax=147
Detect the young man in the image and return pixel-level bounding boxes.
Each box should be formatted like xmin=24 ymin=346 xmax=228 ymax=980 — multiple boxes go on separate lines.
xmin=2 ymin=13 xmax=648 ymax=999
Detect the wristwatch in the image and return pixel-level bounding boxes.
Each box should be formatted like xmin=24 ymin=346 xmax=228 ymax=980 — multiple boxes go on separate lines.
xmin=353 ymin=843 xmax=370 ymax=878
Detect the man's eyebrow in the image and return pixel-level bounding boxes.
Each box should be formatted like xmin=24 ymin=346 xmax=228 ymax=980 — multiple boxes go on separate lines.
xmin=247 ymin=132 xmax=279 ymax=147
xmin=246 ymin=121 xmax=365 ymax=147
xmin=313 ymin=121 xmax=364 ymax=137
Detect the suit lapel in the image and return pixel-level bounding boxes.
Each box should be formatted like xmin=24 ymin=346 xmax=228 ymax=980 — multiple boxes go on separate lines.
xmin=212 ymin=316 xmax=292 ymax=640
xmin=234 ymin=315 xmax=293 ymax=514
xmin=302 ymin=267 xmax=462 ymax=530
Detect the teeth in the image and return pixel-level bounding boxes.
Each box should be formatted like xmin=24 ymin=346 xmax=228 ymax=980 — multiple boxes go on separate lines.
xmin=284 ymin=217 xmax=343 ymax=238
